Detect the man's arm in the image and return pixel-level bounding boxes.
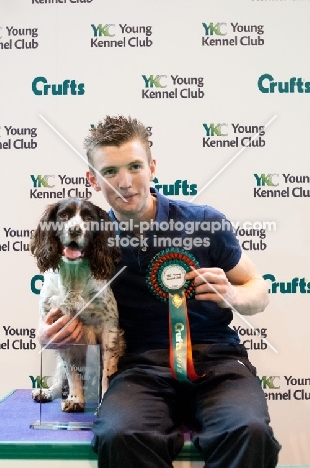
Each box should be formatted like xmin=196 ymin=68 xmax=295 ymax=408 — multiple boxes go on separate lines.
xmin=185 ymin=252 xmax=269 ymax=316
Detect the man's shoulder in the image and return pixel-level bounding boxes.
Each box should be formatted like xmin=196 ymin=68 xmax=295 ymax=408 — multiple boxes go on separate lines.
xmin=158 ymin=191 xmax=227 ymax=221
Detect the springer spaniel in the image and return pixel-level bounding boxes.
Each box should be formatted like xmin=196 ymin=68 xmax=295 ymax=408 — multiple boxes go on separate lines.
xmin=30 ymin=198 xmax=125 ymax=412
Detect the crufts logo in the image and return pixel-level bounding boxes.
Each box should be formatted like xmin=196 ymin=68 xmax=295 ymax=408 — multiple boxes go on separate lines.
xmin=31 ymin=275 xmax=44 ymax=294
xmin=203 ymin=123 xmax=228 ymax=137
xmin=254 ymin=174 xmax=279 ymax=187
xmin=202 ymin=22 xmax=227 ymax=36
xmin=91 ymin=24 xmax=115 ymax=37
xmin=30 ymin=175 xmax=55 ymax=188
xmin=257 ymin=376 xmax=280 ymax=390
xmin=258 ymin=74 xmax=310 ymax=93
xmin=142 ymin=75 xmax=167 ymax=88
xmin=32 ymin=77 xmax=85 ymax=95
xmin=263 ymin=274 xmax=310 ymax=294
xmin=152 ymin=177 xmax=197 ymax=196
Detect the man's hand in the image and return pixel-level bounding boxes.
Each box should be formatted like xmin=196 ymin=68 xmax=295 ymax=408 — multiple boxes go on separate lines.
xmin=37 ymin=308 xmax=84 ymax=349
xmin=185 ymin=268 xmax=236 ymax=308
xmin=185 ymin=252 xmax=269 ymax=316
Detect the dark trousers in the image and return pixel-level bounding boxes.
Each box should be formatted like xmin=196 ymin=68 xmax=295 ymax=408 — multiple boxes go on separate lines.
xmin=92 ymin=344 xmax=281 ymax=468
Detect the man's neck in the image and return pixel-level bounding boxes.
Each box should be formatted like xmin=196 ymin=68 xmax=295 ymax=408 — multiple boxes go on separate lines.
xmin=113 ymin=195 xmax=157 ymax=234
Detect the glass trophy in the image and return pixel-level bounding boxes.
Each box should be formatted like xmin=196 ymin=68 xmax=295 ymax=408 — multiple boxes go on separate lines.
xmin=30 ymin=344 xmax=100 ymax=430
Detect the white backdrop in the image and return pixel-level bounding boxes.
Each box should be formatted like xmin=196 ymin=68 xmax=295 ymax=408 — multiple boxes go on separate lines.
xmin=1 ymin=0 xmax=310 ymax=465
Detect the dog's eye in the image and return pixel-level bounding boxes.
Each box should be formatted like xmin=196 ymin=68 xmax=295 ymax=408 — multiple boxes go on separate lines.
xmin=58 ymin=213 xmax=68 ymax=220
xmin=84 ymin=215 xmax=94 ymax=221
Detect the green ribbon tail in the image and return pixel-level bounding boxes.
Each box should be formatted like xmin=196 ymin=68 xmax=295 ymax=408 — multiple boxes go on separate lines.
xmin=169 ymin=288 xmax=188 ymax=382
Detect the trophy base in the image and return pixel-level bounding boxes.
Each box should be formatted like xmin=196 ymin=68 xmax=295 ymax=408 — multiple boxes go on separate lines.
xmin=30 ymin=420 xmax=94 ymax=430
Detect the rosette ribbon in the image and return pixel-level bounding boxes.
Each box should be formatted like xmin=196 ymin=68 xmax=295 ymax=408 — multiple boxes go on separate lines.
xmin=146 ymin=248 xmax=203 ymax=382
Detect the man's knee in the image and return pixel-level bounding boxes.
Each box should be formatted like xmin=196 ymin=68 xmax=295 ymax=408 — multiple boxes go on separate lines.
xmin=243 ymin=419 xmax=276 ymax=444
xmin=92 ymin=422 xmax=184 ymax=466
xmin=92 ymin=421 xmax=133 ymax=458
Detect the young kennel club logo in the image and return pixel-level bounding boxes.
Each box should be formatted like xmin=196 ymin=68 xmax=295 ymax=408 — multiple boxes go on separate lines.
xmin=0 ymin=227 xmax=33 ymax=253
xmin=258 ymin=376 xmax=280 ymax=390
xmin=32 ymin=0 xmax=94 ymax=4
xmin=253 ymin=173 xmax=310 ymax=198
xmin=202 ymin=123 xmax=265 ymax=149
xmin=202 ymin=22 xmax=264 ymax=47
xmin=142 ymin=75 xmax=167 ymax=88
xmin=1 ymin=326 xmax=37 ymax=350
xmin=91 ymin=24 xmax=115 ymax=37
xmin=29 ymin=375 xmax=51 ymax=389
xmin=141 ymin=75 xmax=205 ymax=100
xmin=28 ymin=174 xmax=92 ymax=200
xmin=90 ymin=23 xmax=153 ymax=48
xmin=203 ymin=123 xmax=228 ymax=137
xmin=0 ymin=26 xmax=39 ymax=50
xmin=31 ymin=175 xmax=55 ymax=188
xmin=233 ymin=326 xmax=269 ymax=350
xmin=258 ymin=375 xmax=310 ymax=401
xmin=254 ymin=174 xmax=279 ymax=187
xmin=0 ymin=125 xmax=38 ymax=150
xmin=202 ymin=22 xmax=227 ymax=36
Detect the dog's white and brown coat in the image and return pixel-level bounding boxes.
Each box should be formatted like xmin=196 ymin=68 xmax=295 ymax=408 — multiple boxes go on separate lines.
xmin=30 ymin=198 xmax=125 ymax=412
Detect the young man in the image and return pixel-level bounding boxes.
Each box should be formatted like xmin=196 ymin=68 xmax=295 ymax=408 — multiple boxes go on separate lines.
xmin=38 ymin=116 xmax=281 ymax=468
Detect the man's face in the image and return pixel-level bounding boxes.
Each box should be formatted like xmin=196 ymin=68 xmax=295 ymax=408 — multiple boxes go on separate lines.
xmin=86 ymin=139 xmax=156 ymax=222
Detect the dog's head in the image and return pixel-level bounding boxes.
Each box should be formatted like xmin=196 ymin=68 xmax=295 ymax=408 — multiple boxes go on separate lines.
xmin=30 ymin=198 xmax=121 ymax=280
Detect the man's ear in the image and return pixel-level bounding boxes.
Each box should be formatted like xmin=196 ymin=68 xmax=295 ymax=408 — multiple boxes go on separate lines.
xmin=86 ymin=171 xmax=101 ymax=191
xmin=149 ymin=158 xmax=156 ymax=180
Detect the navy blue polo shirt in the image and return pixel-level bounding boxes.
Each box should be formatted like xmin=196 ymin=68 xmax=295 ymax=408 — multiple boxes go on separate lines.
xmin=109 ymin=189 xmax=242 ymax=354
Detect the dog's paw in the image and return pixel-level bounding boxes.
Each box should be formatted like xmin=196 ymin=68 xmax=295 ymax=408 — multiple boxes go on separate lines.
xmin=32 ymin=388 xmax=53 ymax=403
xmin=61 ymin=395 xmax=85 ymax=412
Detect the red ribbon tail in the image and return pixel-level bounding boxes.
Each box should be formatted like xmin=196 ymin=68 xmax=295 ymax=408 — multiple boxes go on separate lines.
xmin=185 ymin=307 xmax=203 ymax=382
xmin=169 ymin=311 xmax=177 ymax=379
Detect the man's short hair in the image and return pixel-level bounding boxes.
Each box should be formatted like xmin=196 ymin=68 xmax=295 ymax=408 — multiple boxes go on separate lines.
xmin=84 ymin=115 xmax=151 ymax=169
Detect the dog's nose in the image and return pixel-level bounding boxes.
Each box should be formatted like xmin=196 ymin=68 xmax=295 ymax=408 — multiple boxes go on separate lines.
xmin=68 ymin=225 xmax=82 ymax=236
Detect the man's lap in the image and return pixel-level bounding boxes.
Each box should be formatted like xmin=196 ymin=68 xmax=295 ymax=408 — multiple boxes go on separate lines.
xmin=94 ymin=343 xmax=267 ymax=434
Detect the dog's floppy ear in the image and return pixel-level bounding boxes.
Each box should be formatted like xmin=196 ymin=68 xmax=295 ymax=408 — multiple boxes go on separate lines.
xmin=30 ymin=202 xmax=61 ymax=272
xmin=88 ymin=206 xmax=121 ymax=280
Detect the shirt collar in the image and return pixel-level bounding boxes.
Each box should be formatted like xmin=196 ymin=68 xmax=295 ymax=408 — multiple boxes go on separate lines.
xmin=150 ymin=187 xmax=169 ymax=223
